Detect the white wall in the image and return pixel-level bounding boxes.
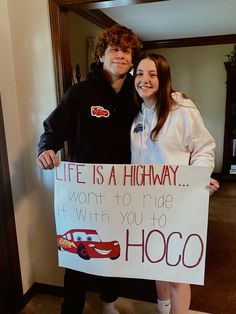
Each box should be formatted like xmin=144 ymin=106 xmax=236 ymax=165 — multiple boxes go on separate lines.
xmin=146 ymin=44 xmax=234 ymax=172
xmin=0 ymin=0 xmax=64 ymax=293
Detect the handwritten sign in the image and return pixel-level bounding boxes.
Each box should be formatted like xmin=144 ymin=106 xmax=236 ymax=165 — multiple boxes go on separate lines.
xmin=54 ymin=162 xmax=211 ymax=285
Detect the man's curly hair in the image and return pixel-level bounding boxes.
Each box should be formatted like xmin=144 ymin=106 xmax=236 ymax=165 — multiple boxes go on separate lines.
xmin=94 ymin=24 xmax=142 ymax=64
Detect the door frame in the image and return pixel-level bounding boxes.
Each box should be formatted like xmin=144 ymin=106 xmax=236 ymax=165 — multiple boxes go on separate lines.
xmin=48 ymin=0 xmax=162 ymax=99
xmin=0 ymin=94 xmax=23 ymax=313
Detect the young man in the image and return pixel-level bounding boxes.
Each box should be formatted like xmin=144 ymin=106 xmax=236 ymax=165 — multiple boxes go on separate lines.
xmin=36 ymin=24 xmax=141 ymax=314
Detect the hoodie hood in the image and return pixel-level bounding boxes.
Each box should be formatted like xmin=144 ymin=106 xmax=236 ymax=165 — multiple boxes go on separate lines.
xmin=86 ymin=61 xmax=109 ymax=89
xmin=86 ymin=62 xmax=104 ymax=80
xmin=171 ymin=91 xmax=196 ymax=110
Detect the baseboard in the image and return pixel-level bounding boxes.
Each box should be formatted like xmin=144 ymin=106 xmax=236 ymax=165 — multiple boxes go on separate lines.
xmin=20 ymin=285 xmax=35 ymax=311
xmin=24 ymin=278 xmax=156 ymax=304
xmin=33 ymin=282 xmax=64 ymax=296
xmin=20 ymin=282 xmax=63 ymax=310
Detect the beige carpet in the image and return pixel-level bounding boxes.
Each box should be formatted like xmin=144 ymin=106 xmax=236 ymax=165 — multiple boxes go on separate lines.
xmin=191 ymin=181 xmax=236 ymax=314
xmin=18 ymin=292 xmax=211 ymax=313
xmin=84 ymin=293 xmax=211 ymax=313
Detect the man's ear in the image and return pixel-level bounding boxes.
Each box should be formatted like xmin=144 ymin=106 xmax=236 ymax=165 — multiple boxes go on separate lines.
xmin=99 ymin=56 xmax=104 ymax=63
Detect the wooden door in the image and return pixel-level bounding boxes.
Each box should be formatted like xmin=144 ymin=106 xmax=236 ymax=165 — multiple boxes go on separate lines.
xmin=0 ymin=95 xmax=23 ymax=313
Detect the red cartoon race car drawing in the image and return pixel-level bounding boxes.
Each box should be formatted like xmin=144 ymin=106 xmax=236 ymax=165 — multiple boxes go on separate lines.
xmin=57 ymin=229 xmax=120 ymax=260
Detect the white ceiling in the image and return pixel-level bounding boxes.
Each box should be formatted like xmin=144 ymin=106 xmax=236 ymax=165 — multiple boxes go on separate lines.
xmin=101 ymin=0 xmax=236 ymax=41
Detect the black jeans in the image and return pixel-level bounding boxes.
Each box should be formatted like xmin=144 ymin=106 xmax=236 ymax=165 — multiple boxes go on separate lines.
xmin=61 ymin=269 xmax=118 ymax=314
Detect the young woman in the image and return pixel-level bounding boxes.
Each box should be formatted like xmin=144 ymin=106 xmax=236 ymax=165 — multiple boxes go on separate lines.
xmin=131 ymin=53 xmax=219 ymax=314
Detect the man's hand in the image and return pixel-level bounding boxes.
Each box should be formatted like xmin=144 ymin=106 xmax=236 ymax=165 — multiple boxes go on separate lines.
xmin=36 ymin=150 xmax=59 ymax=170
xmin=207 ymin=178 xmax=220 ymax=195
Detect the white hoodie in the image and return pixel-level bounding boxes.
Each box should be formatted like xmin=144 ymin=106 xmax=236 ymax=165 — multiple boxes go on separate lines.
xmin=131 ymin=92 xmax=215 ymax=170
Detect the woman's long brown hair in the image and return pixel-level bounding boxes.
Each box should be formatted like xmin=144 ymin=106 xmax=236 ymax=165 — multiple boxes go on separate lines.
xmin=133 ymin=53 xmax=176 ymax=140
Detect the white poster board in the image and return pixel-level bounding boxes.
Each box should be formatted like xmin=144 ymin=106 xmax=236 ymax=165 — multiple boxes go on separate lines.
xmin=54 ymin=162 xmax=211 ymax=285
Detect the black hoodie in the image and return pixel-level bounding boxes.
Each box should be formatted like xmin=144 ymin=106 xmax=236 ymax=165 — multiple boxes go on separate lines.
xmin=38 ymin=62 xmax=138 ymax=164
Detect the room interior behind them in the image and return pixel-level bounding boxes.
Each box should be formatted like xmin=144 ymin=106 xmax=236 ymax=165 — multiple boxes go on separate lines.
xmin=1 ymin=1 xmax=236 ymax=314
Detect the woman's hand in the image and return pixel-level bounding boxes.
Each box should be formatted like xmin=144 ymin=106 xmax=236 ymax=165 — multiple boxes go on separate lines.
xmin=207 ymin=178 xmax=220 ymax=195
